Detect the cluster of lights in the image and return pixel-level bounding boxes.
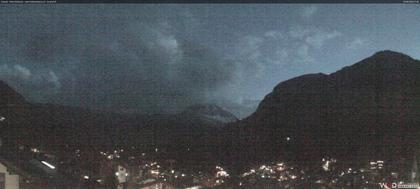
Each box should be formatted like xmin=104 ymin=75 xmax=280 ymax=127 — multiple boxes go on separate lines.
xmin=168 ymin=169 xmax=188 ymax=180
xmin=241 ymin=162 xmax=301 ymax=183
xmin=74 ymin=149 xmax=81 ymax=158
xmin=214 ymin=165 xmax=230 ymax=185
xmin=99 ymin=149 xmax=124 ymax=160
xmin=215 ymin=166 xmax=229 ymax=178
xmin=31 ymin=148 xmax=40 ymax=153
xmin=370 ymin=160 xmax=384 ymax=170
xmin=322 ymin=157 xmax=337 ymax=171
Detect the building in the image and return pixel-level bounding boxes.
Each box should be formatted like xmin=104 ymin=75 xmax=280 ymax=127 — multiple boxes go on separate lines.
xmin=116 ymin=165 xmax=129 ymax=189
xmin=0 ymin=159 xmax=20 ymax=189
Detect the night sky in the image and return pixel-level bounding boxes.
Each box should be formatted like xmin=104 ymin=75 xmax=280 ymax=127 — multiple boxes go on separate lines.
xmin=1 ymin=4 xmax=419 ymax=114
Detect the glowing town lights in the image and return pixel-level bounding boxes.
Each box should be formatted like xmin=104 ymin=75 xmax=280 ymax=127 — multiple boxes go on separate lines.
xmin=0 ymin=116 xmax=5 ymax=121
xmin=150 ymin=170 xmax=159 ymax=175
xmin=216 ymin=170 xmax=229 ymax=178
xmin=155 ymin=148 xmax=158 ymax=152
xmin=171 ymin=170 xmax=175 ymax=174
xmin=259 ymin=165 xmax=266 ymax=170
xmin=96 ymin=179 xmax=102 ymax=183
xmin=115 ymin=172 xmax=119 ymax=176
xmin=181 ymin=173 xmax=186 ymax=177
xmin=286 ymin=137 xmax=291 ymax=141
xmin=31 ymin=148 xmax=40 ymax=153
xmin=370 ymin=160 xmax=384 ymax=170
xmin=322 ymin=160 xmax=331 ymax=171
xmin=83 ymin=175 xmax=89 ymax=180
xmin=41 ymin=161 xmax=56 ymax=169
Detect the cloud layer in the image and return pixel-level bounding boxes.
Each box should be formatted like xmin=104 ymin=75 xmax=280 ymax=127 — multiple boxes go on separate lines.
xmin=0 ymin=6 xmax=234 ymax=113
xmin=2 ymin=5 xmax=414 ymax=114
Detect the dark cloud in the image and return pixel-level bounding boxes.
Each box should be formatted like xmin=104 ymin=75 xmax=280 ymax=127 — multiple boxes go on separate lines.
xmin=0 ymin=5 xmax=235 ymax=113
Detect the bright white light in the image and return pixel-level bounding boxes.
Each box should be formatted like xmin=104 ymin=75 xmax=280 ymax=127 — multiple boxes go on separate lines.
xmin=0 ymin=116 xmax=5 ymax=121
xmin=83 ymin=175 xmax=89 ymax=180
xmin=115 ymin=172 xmax=119 ymax=176
xmin=31 ymin=148 xmax=40 ymax=153
xmin=286 ymin=137 xmax=291 ymax=141
xmin=322 ymin=160 xmax=330 ymax=171
xmin=41 ymin=161 xmax=56 ymax=169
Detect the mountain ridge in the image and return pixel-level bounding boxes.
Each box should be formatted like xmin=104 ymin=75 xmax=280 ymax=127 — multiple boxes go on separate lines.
xmin=222 ymin=50 xmax=420 ymax=168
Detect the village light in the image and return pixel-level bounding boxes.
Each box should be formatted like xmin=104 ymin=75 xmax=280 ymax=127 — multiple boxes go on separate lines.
xmin=31 ymin=148 xmax=40 ymax=153
xmin=41 ymin=161 xmax=56 ymax=169
xmin=83 ymin=175 xmax=89 ymax=180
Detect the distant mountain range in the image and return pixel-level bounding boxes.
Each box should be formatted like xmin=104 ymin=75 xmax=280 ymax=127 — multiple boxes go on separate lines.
xmin=181 ymin=104 xmax=238 ymax=125
xmin=216 ymin=99 xmax=260 ymax=119
xmin=220 ymin=50 xmax=420 ymax=169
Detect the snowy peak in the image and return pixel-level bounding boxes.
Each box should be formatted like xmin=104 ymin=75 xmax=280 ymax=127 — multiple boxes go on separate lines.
xmin=181 ymin=104 xmax=238 ymax=124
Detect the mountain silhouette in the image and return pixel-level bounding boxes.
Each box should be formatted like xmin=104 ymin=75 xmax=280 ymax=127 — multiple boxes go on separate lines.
xmin=221 ymin=50 xmax=420 ymax=168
